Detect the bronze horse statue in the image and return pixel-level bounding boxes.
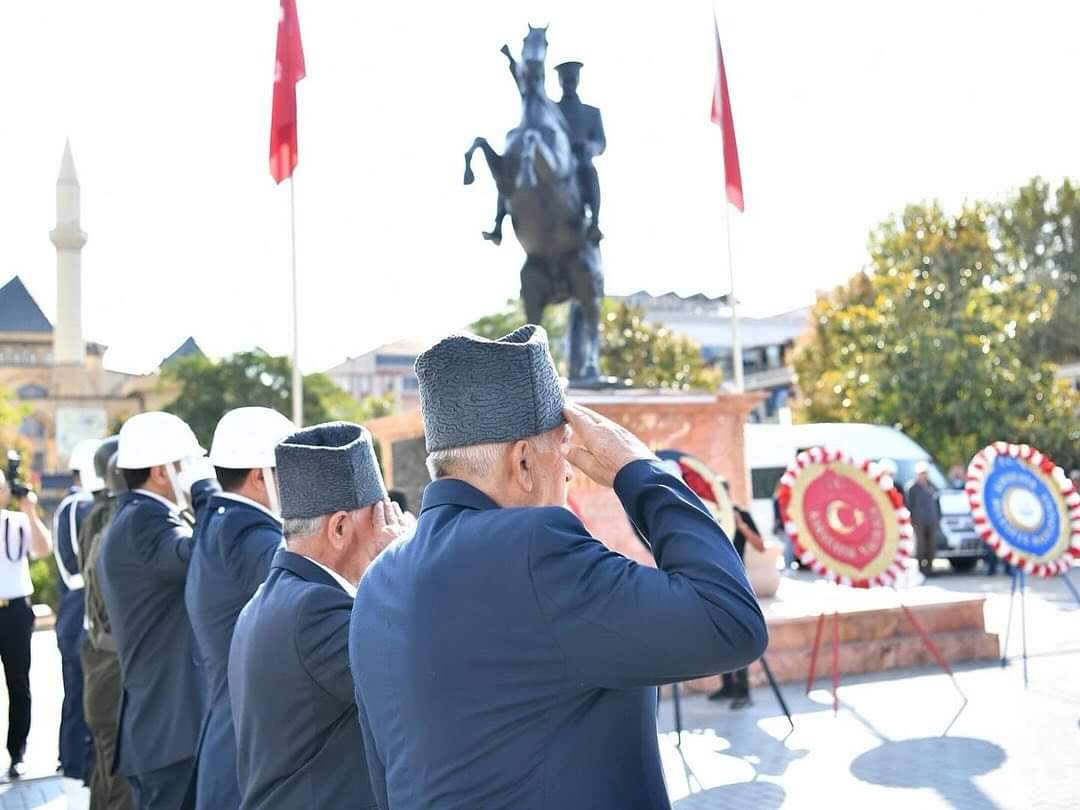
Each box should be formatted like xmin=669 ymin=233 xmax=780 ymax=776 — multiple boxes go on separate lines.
xmin=464 ymin=26 xmax=604 ymax=384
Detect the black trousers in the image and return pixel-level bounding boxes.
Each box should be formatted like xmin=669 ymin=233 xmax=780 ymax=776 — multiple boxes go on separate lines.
xmin=722 ymin=668 xmax=749 ymax=697
xmin=0 ymin=597 xmax=34 ymax=762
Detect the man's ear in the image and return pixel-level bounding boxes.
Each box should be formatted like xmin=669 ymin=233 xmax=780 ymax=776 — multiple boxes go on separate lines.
xmin=148 ymin=464 xmax=169 ymax=487
xmin=511 ymin=439 xmax=534 ymax=493
xmin=325 ymin=511 xmax=349 ymax=551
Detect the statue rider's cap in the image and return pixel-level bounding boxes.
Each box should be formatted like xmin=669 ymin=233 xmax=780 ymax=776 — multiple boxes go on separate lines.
xmin=555 ymin=61 xmax=584 ymax=79
xmin=415 ymin=325 xmax=566 ymax=452
xmin=275 ymin=422 xmax=387 ymax=519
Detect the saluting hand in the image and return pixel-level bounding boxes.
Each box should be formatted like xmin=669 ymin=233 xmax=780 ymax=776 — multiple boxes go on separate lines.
xmin=561 ymin=404 xmax=656 ymax=489
xmin=370 ymin=498 xmax=415 ymax=556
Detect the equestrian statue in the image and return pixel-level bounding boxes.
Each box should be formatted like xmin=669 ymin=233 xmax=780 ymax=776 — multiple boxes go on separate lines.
xmin=464 ymin=26 xmax=609 ymax=385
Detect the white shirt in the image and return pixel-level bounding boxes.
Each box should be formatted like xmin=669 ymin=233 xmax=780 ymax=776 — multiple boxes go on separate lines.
xmin=303 ymin=555 xmax=357 ymax=598
xmin=0 ymin=511 xmax=34 ymax=599
xmin=134 ymin=488 xmax=182 ymax=514
xmin=215 ymin=492 xmax=282 ymax=524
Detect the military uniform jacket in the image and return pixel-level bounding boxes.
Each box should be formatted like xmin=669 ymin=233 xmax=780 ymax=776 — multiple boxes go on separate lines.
xmin=350 ymin=459 xmax=769 ymax=810
xmin=78 ymin=494 xmax=117 ymax=651
xmin=229 ymin=550 xmax=376 ymax=810
xmin=96 ymin=479 xmax=219 ymax=776
xmin=557 ymin=94 xmax=606 ymax=159
xmin=185 ymin=494 xmax=282 ymax=810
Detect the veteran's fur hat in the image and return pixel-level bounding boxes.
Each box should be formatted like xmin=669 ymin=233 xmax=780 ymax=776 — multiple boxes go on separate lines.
xmin=415 ymin=325 xmax=565 ymax=452
xmin=275 ymin=422 xmax=386 ymax=519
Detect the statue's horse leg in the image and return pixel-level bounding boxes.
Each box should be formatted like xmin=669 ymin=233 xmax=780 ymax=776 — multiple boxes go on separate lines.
xmin=517 ymin=131 xmax=540 ymax=189
xmin=464 ymin=137 xmax=503 ymax=185
xmin=520 ymin=255 xmax=551 ymax=329
xmin=464 ymin=137 xmax=509 ymax=244
xmin=567 ymin=247 xmax=605 ymax=382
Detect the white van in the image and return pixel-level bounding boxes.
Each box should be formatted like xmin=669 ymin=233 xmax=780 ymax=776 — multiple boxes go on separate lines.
xmin=744 ymin=422 xmax=984 ymax=572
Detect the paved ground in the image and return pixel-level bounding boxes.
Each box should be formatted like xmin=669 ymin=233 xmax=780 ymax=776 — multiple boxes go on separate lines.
xmin=1 ymin=568 xmax=1076 ymax=809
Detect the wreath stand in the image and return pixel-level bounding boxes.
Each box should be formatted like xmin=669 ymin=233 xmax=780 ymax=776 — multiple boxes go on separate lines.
xmin=802 ymin=582 xmax=968 ymax=719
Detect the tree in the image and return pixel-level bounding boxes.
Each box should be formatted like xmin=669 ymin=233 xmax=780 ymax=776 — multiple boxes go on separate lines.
xmin=471 ymin=299 xmax=719 ymax=390
xmin=794 ymin=198 xmax=1080 ymax=470
xmin=163 ymin=350 xmax=393 ymax=446
xmin=993 ymin=178 xmax=1080 ymax=362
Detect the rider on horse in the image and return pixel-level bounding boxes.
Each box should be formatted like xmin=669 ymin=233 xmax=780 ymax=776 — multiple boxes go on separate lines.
xmin=555 ymin=61 xmax=606 ymax=244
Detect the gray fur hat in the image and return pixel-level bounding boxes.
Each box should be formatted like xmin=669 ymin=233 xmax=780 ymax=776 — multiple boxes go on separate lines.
xmin=275 ymin=422 xmax=386 ymax=519
xmin=415 ymin=325 xmax=565 ymax=452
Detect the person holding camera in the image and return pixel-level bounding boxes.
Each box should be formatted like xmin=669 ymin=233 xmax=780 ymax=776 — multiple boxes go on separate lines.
xmin=0 ymin=463 xmax=54 ymax=778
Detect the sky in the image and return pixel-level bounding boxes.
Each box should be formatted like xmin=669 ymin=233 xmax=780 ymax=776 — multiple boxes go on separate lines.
xmin=2 ymin=1 xmax=1078 ymax=375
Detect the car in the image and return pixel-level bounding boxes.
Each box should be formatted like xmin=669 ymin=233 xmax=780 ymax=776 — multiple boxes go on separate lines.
xmin=744 ymin=422 xmax=983 ymax=573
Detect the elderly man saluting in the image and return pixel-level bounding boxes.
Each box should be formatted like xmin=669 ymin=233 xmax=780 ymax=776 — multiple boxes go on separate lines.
xmin=350 ymin=325 xmax=769 ymax=810
xmin=229 ymin=423 xmax=413 ymax=810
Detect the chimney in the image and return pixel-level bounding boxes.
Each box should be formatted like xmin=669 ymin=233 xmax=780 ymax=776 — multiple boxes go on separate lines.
xmin=49 ymin=139 xmax=87 ymax=366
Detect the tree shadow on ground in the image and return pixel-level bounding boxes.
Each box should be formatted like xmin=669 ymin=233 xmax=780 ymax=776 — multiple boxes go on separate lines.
xmin=672 ymin=779 xmax=786 ymax=809
xmin=851 ymin=736 xmax=1006 ymax=809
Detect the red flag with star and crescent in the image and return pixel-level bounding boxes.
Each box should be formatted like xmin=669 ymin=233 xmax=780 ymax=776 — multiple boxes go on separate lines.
xmin=269 ymin=0 xmax=306 ymax=184
xmin=710 ymin=19 xmax=744 ymax=212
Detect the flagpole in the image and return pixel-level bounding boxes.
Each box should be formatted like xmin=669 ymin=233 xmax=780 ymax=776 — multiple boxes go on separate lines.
xmin=289 ymin=175 xmax=303 ymax=426
xmin=724 ymin=201 xmax=744 ymax=393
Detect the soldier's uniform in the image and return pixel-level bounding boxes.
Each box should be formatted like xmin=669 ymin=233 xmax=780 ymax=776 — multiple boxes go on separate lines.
xmin=79 ymin=483 xmax=134 ymax=810
xmin=555 ymin=61 xmax=606 ymax=239
xmin=53 ymin=485 xmax=94 ymax=781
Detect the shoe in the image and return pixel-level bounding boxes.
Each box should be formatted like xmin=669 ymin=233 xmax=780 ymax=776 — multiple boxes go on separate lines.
xmin=707 ymin=686 xmax=736 ymax=702
xmin=8 ymin=761 xmax=25 ymax=779
xmin=730 ymin=695 xmax=753 ymax=710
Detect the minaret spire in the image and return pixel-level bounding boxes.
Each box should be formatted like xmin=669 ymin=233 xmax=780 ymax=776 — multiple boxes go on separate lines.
xmin=49 ymin=138 xmax=87 ymax=367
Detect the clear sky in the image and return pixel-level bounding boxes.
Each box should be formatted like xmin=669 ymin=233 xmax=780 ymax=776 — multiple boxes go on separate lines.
xmin=2 ymin=1 xmax=1077 ymax=374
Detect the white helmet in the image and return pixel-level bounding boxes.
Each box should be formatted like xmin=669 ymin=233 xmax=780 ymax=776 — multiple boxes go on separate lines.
xmin=878 ymin=458 xmax=898 ymax=477
xmin=69 ymin=438 xmax=105 ymax=493
xmin=210 ymin=407 xmax=295 ymax=468
xmin=117 ymin=412 xmax=204 ymax=470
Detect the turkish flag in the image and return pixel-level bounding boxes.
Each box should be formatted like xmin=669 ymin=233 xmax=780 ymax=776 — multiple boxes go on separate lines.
xmin=710 ymin=20 xmax=744 ymax=212
xmin=269 ymin=0 xmax=306 ymax=184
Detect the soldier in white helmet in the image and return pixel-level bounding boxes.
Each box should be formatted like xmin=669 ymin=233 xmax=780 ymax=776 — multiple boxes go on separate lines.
xmin=53 ymin=437 xmax=102 ymax=786
xmin=184 ymin=407 xmax=295 ymax=810
xmin=95 ymin=412 xmax=220 ymax=809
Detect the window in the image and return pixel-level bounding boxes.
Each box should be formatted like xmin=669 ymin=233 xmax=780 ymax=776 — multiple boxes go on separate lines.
xmin=751 ymin=466 xmax=787 ymax=500
xmin=18 ymin=416 xmax=46 ymax=439
xmin=17 ymin=384 xmax=48 ymax=399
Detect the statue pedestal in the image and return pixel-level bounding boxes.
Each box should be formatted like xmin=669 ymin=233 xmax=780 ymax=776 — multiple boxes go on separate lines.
xmin=366 ymin=389 xmax=764 ymax=568
xmin=563 ymin=389 xmax=763 ymax=566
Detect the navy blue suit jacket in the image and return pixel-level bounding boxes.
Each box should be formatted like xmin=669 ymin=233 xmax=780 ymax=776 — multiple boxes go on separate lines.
xmin=350 ymin=459 xmax=768 ymax=810
xmin=54 ymin=492 xmax=93 ymax=642
xmin=229 ymin=550 xmax=376 ymax=810
xmin=186 ymin=495 xmax=282 ymax=810
xmin=96 ymin=479 xmax=219 ymax=776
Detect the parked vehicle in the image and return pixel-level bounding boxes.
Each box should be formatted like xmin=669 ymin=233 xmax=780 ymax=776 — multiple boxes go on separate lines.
xmin=744 ymin=422 xmax=983 ymax=572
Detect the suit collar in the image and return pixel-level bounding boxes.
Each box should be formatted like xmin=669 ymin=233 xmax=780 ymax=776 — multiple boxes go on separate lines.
xmin=125 ymin=489 xmax=178 ymax=513
xmin=420 ymin=479 xmax=500 ymax=514
xmin=213 ymin=492 xmax=282 ymax=524
xmin=271 ymin=549 xmax=350 ymax=594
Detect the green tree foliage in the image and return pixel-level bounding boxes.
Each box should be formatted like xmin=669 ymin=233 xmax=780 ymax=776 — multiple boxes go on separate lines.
xmin=163 ymin=349 xmax=394 ymax=446
xmin=795 ymin=196 xmax=1080 ymax=470
xmin=471 ymin=299 xmax=720 ymax=390
xmin=993 ymin=178 xmax=1080 ymax=362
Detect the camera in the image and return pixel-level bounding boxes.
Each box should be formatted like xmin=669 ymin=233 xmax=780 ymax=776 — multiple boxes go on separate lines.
xmin=5 ymin=450 xmax=29 ymax=499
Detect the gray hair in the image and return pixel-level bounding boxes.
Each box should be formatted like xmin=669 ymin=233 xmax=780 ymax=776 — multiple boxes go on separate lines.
xmin=426 ymin=442 xmax=509 ymax=480
xmin=283 ymin=514 xmax=327 ymax=540
xmin=425 ymin=429 xmax=564 ymax=481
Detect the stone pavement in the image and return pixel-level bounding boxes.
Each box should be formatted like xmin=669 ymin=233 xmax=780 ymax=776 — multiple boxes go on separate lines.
xmin=1 ymin=570 xmax=1076 ymax=809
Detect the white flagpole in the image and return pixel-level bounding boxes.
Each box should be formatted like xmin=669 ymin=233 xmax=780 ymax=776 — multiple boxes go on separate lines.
xmin=289 ymin=175 xmax=303 ymax=426
xmin=724 ymin=200 xmax=744 ymax=393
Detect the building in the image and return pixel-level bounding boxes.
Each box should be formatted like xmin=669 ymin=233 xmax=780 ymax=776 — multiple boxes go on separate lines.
xmin=619 ymin=291 xmax=810 ymax=422
xmin=325 ymin=338 xmax=427 ymax=412
xmin=0 ymin=142 xmax=186 ymax=492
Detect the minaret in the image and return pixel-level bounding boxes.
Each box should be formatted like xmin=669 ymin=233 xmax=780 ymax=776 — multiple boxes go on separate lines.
xmin=49 ymin=139 xmax=87 ymax=367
